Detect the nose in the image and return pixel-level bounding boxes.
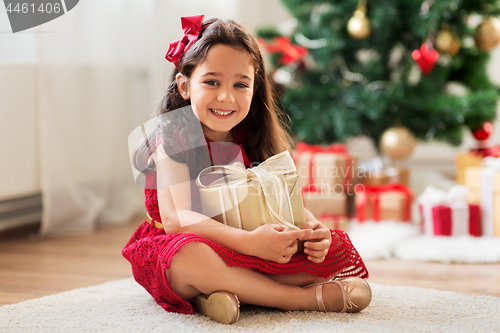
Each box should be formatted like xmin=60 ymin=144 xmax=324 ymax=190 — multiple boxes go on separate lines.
xmin=217 ymin=85 xmax=235 ymax=103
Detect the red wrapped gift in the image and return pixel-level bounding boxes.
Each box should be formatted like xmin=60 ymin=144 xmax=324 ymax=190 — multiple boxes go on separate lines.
xmin=355 ymin=183 xmax=413 ymax=222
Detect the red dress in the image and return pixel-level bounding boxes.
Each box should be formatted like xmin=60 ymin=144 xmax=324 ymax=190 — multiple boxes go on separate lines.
xmin=122 ymin=131 xmax=368 ymax=314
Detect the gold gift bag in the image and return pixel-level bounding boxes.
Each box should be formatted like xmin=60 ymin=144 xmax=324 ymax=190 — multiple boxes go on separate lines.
xmin=197 ymin=151 xmax=306 ymax=231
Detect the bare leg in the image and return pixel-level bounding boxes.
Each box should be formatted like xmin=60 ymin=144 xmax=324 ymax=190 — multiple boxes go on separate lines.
xmin=266 ymin=272 xmax=334 ymax=286
xmin=166 ymin=242 xmax=343 ymax=312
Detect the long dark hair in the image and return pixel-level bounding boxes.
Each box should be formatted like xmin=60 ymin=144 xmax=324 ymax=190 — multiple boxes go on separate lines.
xmin=133 ymin=17 xmax=292 ymax=182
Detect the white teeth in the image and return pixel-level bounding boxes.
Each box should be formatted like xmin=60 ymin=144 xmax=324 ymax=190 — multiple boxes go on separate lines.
xmin=211 ymin=109 xmax=233 ymax=116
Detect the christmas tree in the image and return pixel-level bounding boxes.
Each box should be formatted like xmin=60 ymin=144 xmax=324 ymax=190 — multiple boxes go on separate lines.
xmin=257 ymin=0 xmax=500 ymax=148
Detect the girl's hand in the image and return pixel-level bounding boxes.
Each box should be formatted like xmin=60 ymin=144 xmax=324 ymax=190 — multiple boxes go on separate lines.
xmin=248 ymin=224 xmax=313 ymax=264
xmin=300 ymin=220 xmax=332 ymax=263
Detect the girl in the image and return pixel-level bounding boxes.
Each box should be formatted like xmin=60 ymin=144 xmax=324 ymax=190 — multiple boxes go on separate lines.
xmin=123 ymin=15 xmax=371 ymax=325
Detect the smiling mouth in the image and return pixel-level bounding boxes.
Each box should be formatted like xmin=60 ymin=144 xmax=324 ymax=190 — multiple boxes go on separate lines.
xmin=210 ymin=108 xmax=235 ymax=116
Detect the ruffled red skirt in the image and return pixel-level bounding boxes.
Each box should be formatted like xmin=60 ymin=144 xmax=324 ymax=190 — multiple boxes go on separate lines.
xmin=122 ymin=221 xmax=368 ymax=314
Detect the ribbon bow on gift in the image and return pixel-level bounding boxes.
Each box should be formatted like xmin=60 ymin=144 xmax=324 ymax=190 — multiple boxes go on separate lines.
xmin=482 ymin=156 xmax=500 ymax=169
xmin=417 ymin=185 xmax=470 ymax=236
xmin=471 ymin=145 xmax=500 ymax=158
xmin=165 ymin=15 xmax=208 ymax=70
xmin=196 ymin=150 xmax=300 ymax=230
xmin=417 ymin=185 xmax=469 ymax=205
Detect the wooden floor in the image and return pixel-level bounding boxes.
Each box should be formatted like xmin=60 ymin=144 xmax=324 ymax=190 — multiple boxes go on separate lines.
xmin=1 ymin=219 xmax=500 ymax=306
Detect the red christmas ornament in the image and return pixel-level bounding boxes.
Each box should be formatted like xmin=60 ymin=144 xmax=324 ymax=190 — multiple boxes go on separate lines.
xmin=412 ymin=44 xmax=439 ymax=75
xmin=472 ymin=122 xmax=493 ymax=141
xmin=258 ymin=36 xmax=308 ymax=65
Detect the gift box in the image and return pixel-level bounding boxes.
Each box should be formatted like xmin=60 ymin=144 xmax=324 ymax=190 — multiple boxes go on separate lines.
xmin=357 ymin=169 xmax=390 ymax=185
xmin=418 ymin=185 xmax=481 ymax=237
xmin=303 ymin=192 xmax=348 ymax=218
xmin=386 ymin=167 xmax=409 ymax=186
xmin=356 ymin=183 xmax=412 ymax=222
xmin=464 ymin=157 xmax=500 ymax=237
xmin=198 ymin=151 xmax=306 ymax=231
xmin=357 ymin=168 xmax=409 ymax=186
xmin=456 ymin=146 xmax=500 ymax=184
xmin=318 ymin=213 xmax=349 ymax=231
xmin=294 ymin=142 xmax=357 ymax=194
xmin=357 ymin=157 xmax=409 ymax=186
xmin=456 ymin=152 xmax=482 ymax=184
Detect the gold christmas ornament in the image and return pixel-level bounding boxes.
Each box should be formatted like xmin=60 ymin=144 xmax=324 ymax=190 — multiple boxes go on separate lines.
xmin=474 ymin=17 xmax=500 ymax=51
xmin=347 ymin=0 xmax=371 ymax=40
xmin=380 ymin=127 xmax=417 ymax=160
xmin=435 ymin=28 xmax=461 ymax=56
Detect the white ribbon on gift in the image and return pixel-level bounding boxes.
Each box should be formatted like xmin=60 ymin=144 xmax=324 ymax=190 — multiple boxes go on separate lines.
xmin=196 ymin=150 xmax=300 ymax=230
xmin=417 ymin=185 xmax=470 ymax=236
xmin=480 ymin=157 xmax=500 ymax=237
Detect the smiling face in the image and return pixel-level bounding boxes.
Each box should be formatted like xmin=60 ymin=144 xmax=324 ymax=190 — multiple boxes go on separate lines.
xmin=176 ymin=44 xmax=255 ymax=142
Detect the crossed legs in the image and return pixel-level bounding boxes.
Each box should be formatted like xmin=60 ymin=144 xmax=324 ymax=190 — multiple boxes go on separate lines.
xmin=166 ymin=241 xmax=343 ymax=312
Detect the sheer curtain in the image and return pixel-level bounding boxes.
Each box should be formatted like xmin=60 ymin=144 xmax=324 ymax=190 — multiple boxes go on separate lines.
xmin=0 ymin=0 xmax=291 ymax=236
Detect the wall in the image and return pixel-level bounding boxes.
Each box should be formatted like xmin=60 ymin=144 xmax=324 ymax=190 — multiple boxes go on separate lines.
xmin=0 ymin=65 xmax=39 ymax=200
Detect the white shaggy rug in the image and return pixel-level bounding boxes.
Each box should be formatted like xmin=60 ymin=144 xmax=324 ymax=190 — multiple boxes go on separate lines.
xmin=1 ymin=278 xmax=499 ymax=333
xmin=395 ymin=235 xmax=500 ymax=263
xmin=347 ymin=221 xmax=421 ymax=260
xmin=347 ymin=221 xmax=500 ymax=263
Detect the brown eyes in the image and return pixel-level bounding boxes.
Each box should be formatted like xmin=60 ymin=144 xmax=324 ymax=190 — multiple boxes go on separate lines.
xmin=203 ymin=80 xmax=249 ymax=89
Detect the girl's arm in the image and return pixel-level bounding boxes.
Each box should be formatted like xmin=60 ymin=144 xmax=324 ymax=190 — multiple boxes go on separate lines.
xmin=155 ymin=147 xmax=311 ymax=263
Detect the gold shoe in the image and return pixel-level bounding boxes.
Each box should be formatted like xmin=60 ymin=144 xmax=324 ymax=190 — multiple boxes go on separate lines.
xmin=306 ymin=277 xmax=372 ymax=313
xmin=195 ymin=291 xmax=240 ymax=324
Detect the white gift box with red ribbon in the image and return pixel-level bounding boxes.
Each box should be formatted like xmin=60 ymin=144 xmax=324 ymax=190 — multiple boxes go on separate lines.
xmin=418 ymin=185 xmax=477 ymax=237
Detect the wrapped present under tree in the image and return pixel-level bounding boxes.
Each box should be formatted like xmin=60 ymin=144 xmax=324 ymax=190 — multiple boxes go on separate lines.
xmin=303 ymin=192 xmax=348 ymax=219
xmin=356 ymin=183 xmax=413 ymax=222
xmin=456 ymin=145 xmax=500 ymax=184
xmin=465 ymin=156 xmax=500 ymax=237
xmin=418 ymin=185 xmax=481 ymax=237
xmin=294 ymin=142 xmax=357 ymax=194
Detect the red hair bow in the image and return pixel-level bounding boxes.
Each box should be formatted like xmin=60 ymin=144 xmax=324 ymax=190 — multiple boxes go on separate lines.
xmin=165 ymin=15 xmax=208 ymax=70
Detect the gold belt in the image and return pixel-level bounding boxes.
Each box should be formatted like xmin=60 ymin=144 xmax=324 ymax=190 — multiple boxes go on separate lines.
xmin=147 ymin=212 xmax=163 ymax=229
